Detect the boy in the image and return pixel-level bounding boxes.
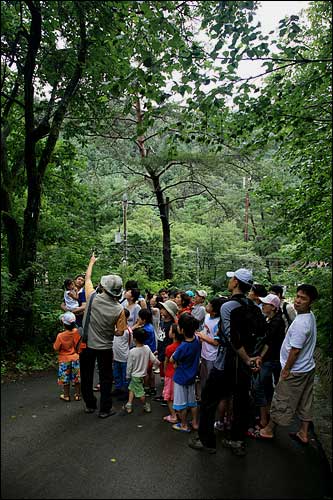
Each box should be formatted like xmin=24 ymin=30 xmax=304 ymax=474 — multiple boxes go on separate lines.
xmin=170 ymin=313 xmax=201 ymax=433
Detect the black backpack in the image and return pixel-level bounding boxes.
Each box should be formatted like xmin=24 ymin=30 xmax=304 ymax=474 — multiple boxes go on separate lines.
xmin=217 ymin=296 xmax=267 ymax=357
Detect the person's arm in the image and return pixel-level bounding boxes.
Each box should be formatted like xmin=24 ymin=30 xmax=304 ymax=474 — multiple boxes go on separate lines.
xmin=280 ymin=347 xmax=301 ymax=379
xmin=114 ymin=309 xmax=127 ymax=336
xmin=84 ymin=253 xmax=98 ymax=300
xmin=60 ymin=302 xmax=67 ymax=312
xmin=196 ymin=331 xmax=219 ymax=346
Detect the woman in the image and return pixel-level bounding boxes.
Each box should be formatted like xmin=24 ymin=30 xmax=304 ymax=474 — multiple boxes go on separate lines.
xmin=252 ymin=293 xmax=285 ymax=431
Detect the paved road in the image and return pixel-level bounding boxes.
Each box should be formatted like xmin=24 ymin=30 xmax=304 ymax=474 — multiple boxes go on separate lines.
xmin=1 ymin=369 xmax=332 ymax=499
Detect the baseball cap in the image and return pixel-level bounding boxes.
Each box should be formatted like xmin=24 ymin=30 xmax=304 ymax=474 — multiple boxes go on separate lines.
xmin=195 ymin=290 xmax=207 ymax=298
xmin=60 ymin=312 xmax=76 ymax=325
xmin=226 ymin=268 xmax=253 ymax=286
xmin=260 ymin=294 xmax=281 ymax=310
xmin=100 ymin=274 xmax=123 ymax=298
xmin=185 ymin=290 xmax=195 ymax=298
xmin=160 ymin=300 xmax=179 ymax=320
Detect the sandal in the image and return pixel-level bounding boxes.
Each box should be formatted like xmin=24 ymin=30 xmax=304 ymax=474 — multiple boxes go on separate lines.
xmin=172 ymin=423 xmax=191 ymax=433
xmin=123 ymin=403 xmax=133 ymax=414
xmin=74 ymin=394 xmax=81 ymax=401
xmin=59 ymin=394 xmax=70 ymax=402
xmin=163 ymin=415 xmax=178 ymax=423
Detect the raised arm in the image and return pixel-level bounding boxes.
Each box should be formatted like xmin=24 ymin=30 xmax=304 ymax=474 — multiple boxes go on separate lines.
xmin=84 ymin=252 xmax=98 ymax=300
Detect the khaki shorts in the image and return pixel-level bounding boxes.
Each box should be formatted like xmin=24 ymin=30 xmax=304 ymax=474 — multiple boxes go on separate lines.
xmin=270 ymin=368 xmax=315 ymax=426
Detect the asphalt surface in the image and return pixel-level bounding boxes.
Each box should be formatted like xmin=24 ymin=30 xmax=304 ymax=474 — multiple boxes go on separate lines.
xmin=1 ymin=369 xmax=332 ymax=499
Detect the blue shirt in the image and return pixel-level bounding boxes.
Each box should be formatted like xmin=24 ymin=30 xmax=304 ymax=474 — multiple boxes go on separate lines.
xmin=172 ymin=336 xmax=201 ymax=386
xmin=143 ymin=323 xmax=157 ymax=353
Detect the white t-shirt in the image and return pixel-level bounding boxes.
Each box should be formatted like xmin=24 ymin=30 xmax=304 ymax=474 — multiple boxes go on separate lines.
xmin=113 ymin=329 xmax=131 ymax=363
xmin=201 ymin=314 xmax=220 ymax=362
xmin=280 ymin=311 xmax=317 ymax=372
xmin=126 ymin=345 xmax=159 ymax=379
xmin=64 ymin=290 xmax=79 ymax=311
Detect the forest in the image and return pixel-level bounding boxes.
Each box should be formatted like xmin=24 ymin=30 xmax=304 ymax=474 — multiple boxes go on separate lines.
xmin=1 ymin=1 xmax=331 ymax=373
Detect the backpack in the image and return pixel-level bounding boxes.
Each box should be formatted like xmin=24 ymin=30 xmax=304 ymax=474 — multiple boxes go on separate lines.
xmin=217 ymin=296 xmax=267 ymax=358
xmin=282 ymin=301 xmax=292 ymax=328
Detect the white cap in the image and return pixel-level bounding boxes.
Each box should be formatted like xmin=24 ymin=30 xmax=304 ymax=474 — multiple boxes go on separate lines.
xmin=60 ymin=312 xmax=76 ymax=325
xmin=260 ymin=294 xmax=281 ymax=310
xmin=196 ymin=290 xmax=207 ymax=298
xmin=226 ymin=268 xmax=253 ymax=286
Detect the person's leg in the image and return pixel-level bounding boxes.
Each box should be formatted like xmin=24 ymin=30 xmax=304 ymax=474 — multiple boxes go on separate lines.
xmin=97 ymin=349 xmax=113 ymax=413
xmin=80 ymin=348 xmax=97 ymax=410
xmin=113 ymin=361 xmax=122 ymax=391
xmin=62 ymin=383 xmax=70 ymax=400
xmin=230 ymin=369 xmax=251 ymax=443
xmin=198 ymin=369 xmax=229 ymax=449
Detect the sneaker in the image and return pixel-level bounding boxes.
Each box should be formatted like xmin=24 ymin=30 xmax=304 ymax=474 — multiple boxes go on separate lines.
xmin=188 ymin=436 xmax=216 ymax=454
xmin=214 ymin=420 xmax=224 ymax=432
xmin=143 ymin=402 xmax=152 ymax=413
xmin=153 ymin=367 xmax=160 ymax=374
xmin=98 ymin=409 xmax=117 ymax=419
xmin=221 ymin=439 xmax=247 ymax=456
xmin=93 ymin=384 xmax=100 ymax=392
xmin=84 ymin=407 xmax=96 ymax=414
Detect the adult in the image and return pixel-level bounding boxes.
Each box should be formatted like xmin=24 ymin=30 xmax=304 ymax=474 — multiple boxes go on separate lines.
xmin=175 ymin=291 xmax=192 ymax=318
xmin=191 ymin=290 xmax=207 ymax=330
xmin=60 ymin=273 xmax=86 ymax=326
xmin=252 ymin=293 xmax=285 ymax=430
xmin=80 ymin=253 xmax=126 ymax=419
xmin=269 ymin=284 xmax=296 ymax=333
xmin=120 ymin=280 xmax=147 ymax=309
xmin=248 ymin=283 xmax=267 ymax=312
xmin=158 ymin=288 xmax=169 ymax=303
xmin=122 ymin=288 xmax=141 ymax=329
xmin=260 ymin=284 xmax=319 ymax=444
xmin=189 ymin=268 xmax=262 ymax=456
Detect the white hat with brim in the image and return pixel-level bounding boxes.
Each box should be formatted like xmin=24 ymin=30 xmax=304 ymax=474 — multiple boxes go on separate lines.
xmin=160 ymin=300 xmax=179 ymax=320
xmin=260 ymin=294 xmax=281 ymax=310
xmin=226 ymin=268 xmax=253 ymax=286
xmin=60 ymin=312 xmax=76 ymax=325
xmin=195 ymin=290 xmax=207 ymax=298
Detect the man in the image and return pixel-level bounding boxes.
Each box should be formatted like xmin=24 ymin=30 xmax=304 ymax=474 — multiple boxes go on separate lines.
xmin=248 ymin=283 xmax=267 ymax=312
xmin=60 ymin=273 xmax=86 ymax=326
xmin=80 ymin=253 xmax=127 ymax=419
xmin=189 ymin=268 xmax=262 ymax=456
xmin=191 ymin=290 xmax=207 ymax=330
xmin=259 ymin=284 xmax=318 ymax=444
xmin=269 ymin=284 xmax=296 ymax=333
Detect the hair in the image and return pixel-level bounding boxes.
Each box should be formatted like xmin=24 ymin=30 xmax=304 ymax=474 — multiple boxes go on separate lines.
xmin=251 ymin=284 xmax=267 ymax=297
xmin=74 ymin=274 xmax=85 ymax=281
xmin=128 ymin=288 xmax=140 ymax=302
xmin=269 ymin=285 xmax=284 ymax=297
xmin=177 ymin=291 xmax=192 ymax=308
xmin=133 ymin=327 xmax=148 ymax=344
xmin=236 ymin=279 xmax=252 ymax=294
xmin=64 ymin=323 xmax=76 ymax=331
xmin=125 ymin=279 xmax=138 ymax=290
xmin=297 ymin=284 xmax=319 ymax=302
xmin=209 ymin=297 xmax=227 ymax=317
xmin=158 ymin=287 xmax=169 ymax=295
xmin=178 ymin=313 xmax=199 ymax=338
xmin=63 ymin=278 xmax=73 ymax=290
xmin=170 ymin=323 xmax=184 ymax=342
xmin=138 ymin=308 xmax=153 ymax=324
xmin=124 ymin=308 xmax=130 ymax=319
xmin=168 ymin=288 xmax=179 ymax=299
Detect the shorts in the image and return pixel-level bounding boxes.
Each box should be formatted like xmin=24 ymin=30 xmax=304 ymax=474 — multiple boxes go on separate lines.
xmin=162 ymin=375 xmax=174 ymax=401
xmin=173 ymin=382 xmax=198 ymax=411
xmin=128 ymin=376 xmax=145 ymax=398
xmin=57 ymin=360 xmax=80 ymax=385
xmin=270 ymin=368 xmax=315 ymax=425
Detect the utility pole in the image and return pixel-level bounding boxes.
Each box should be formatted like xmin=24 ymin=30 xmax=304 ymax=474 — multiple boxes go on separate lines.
xmin=196 ymin=247 xmax=200 ymax=287
xmin=243 ymin=177 xmax=251 ymax=242
xmin=122 ymin=193 xmax=128 ymax=265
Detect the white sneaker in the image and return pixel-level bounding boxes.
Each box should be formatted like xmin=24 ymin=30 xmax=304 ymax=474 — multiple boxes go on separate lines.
xmin=143 ymin=402 xmax=152 ymax=413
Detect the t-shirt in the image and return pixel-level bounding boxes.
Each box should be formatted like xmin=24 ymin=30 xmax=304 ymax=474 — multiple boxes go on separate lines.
xmin=126 ymin=345 xmax=159 ymax=378
xmin=172 ymin=336 xmax=201 ymax=386
xmin=64 ymin=290 xmax=79 ymax=311
xmin=113 ymin=328 xmax=131 ymax=362
xmin=201 ymin=314 xmax=220 ymax=362
xmin=191 ymin=304 xmax=206 ymax=330
xmin=165 ymin=341 xmax=181 ymax=378
xmin=126 ymin=303 xmax=141 ymax=328
xmin=280 ymin=312 xmax=317 ymax=372
xmin=143 ymin=323 xmax=156 ymax=353
xmin=53 ymin=329 xmax=80 ymax=362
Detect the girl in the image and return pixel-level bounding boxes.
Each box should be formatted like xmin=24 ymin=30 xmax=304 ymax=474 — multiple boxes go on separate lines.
xmin=162 ymin=323 xmax=183 ymax=423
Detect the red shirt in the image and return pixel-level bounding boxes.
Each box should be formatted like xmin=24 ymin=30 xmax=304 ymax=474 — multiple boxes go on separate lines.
xmin=165 ymin=341 xmax=181 ymax=377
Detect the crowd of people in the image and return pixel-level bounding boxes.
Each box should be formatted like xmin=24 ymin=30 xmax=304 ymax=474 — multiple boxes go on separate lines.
xmin=53 ymin=253 xmax=319 ymax=456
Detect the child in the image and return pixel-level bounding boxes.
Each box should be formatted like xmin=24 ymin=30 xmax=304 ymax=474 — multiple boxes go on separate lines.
xmin=53 ymin=312 xmax=81 ymax=402
xmin=133 ymin=308 xmax=157 ymax=396
xmin=170 ymin=313 xmax=201 ymax=433
xmin=63 ymin=278 xmax=84 ymax=313
xmin=124 ymin=328 xmax=160 ymax=415
xmin=162 ymin=323 xmax=183 ymax=424
xmin=112 ymin=308 xmax=132 ymax=399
